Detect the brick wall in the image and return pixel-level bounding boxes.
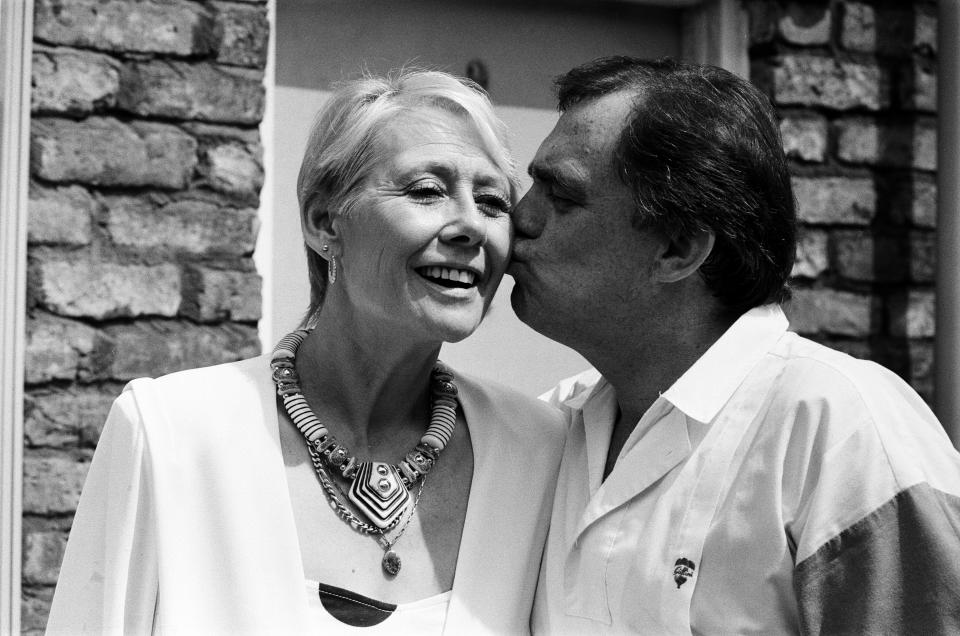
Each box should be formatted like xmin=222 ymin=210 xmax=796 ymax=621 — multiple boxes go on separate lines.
xmin=749 ymin=0 xmax=938 ymax=400
xmin=21 ymin=0 xmax=268 ymax=631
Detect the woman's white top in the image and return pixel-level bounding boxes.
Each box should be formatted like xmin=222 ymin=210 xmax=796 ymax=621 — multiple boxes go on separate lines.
xmin=304 ymin=579 xmax=451 ymax=633
xmin=46 ymin=355 xmax=566 ymax=635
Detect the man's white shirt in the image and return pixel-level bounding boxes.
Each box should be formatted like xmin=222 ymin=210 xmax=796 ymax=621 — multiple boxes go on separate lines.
xmin=533 ymin=304 xmax=960 ymax=635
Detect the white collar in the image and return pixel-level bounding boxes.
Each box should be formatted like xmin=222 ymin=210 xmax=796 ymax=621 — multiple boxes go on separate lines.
xmin=660 ymin=304 xmax=789 ymax=423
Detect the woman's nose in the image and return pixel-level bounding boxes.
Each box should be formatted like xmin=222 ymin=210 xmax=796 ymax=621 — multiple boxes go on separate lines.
xmin=439 ymin=197 xmax=487 ymax=246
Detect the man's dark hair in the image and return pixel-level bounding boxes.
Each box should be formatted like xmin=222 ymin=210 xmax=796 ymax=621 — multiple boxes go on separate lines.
xmin=557 ymin=56 xmax=797 ymax=315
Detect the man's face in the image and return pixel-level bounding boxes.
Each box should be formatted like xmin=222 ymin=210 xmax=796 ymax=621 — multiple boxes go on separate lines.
xmin=508 ymin=91 xmax=662 ymax=350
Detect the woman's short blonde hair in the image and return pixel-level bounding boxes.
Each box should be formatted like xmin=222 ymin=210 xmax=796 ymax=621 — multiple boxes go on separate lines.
xmin=296 ymin=68 xmax=519 ymax=325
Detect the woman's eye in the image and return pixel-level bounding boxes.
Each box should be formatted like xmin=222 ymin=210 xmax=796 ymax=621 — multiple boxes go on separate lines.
xmin=475 ymin=194 xmax=511 ymax=217
xmin=406 ymin=182 xmax=445 ymax=201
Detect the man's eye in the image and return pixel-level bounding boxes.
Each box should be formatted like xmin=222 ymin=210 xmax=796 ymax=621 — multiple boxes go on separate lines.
xmin=549 ymin=190 xmax=577 ymax=207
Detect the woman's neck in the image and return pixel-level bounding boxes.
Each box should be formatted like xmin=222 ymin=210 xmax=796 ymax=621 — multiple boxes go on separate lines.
xmin=293 ymin=306 xmax=442 ymax=452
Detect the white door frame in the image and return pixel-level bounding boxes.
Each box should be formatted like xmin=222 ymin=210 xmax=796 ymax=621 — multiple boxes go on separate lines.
xmin=0 ymin=0 xmax=34 ymax=631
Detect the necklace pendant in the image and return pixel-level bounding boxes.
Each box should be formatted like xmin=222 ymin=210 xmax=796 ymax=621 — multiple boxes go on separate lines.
xmin=348 ymin=462 xmax=411 ymax=529
xmin=382 ymin=550 xmax=401 ymax=576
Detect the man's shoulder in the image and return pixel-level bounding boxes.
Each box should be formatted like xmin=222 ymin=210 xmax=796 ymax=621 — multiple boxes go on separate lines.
xmin=538 ymin=367 xmax=603 ymax=409
xmin=760 ymin=333 xmax=955 ymax=473
xmin=768 ymin=333 xmax=918 ymax=409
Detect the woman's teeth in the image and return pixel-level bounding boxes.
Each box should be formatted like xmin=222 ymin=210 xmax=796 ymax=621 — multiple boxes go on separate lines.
xmin=419 ymin=266 xmax=476 ymax=287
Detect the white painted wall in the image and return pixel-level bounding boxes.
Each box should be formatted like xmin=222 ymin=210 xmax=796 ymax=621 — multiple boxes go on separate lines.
xmin=269 ymin=0 xmax=683 ymax=396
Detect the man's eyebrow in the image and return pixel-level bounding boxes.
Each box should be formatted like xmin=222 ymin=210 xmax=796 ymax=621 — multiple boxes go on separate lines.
xmin=530 ymin=162 xmax=583 ymax=192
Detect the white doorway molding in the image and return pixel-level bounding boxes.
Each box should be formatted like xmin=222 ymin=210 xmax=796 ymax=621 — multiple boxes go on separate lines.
xmin=0 ymin=0 xmax=34 ymax=632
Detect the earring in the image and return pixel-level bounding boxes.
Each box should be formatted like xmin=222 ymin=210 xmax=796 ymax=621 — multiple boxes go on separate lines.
xmin=327 ymin=254 xmax=338 ymax=285
xmin=321 ymin=244 xmax=337 ymax=284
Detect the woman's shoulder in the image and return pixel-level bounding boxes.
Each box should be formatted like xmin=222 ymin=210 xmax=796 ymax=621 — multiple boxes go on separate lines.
xmin=118 ymin=354 xmax=273 ymax=436
xmin=128 ymin=354 xmax=270 ymax=403
xmin=452 ymin=368 xmax=567 ymax=440
xmin=140 ymin=354 xmax=269 ymax=391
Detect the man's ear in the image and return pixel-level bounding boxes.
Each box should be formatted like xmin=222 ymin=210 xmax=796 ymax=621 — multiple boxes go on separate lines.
xmin=653 ymin=230 xmax=715 ymax=283
xmin=301 ymin=202 xmax=340 ymax=257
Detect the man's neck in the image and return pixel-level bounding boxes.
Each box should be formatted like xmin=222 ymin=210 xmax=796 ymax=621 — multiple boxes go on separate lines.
xmin=590 ymin=310 xmax=735 ymax=479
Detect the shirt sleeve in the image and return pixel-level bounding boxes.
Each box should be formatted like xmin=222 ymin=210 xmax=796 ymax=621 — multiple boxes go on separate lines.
xmin=46 ymin=388 xmax=159 ymax=636
xmin=788 ymin=369 xmax=960 ymax=635
xmin=794 ymin=483 xmax=960 ymax=635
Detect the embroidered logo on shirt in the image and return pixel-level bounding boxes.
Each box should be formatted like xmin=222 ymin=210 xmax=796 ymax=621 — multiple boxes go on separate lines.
xmin=673 ymin=557 xmax=696 ymax=588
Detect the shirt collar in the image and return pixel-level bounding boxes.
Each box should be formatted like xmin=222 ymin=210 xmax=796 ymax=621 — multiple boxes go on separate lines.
xmin=660 ymin=304 xmax=789 ymax=424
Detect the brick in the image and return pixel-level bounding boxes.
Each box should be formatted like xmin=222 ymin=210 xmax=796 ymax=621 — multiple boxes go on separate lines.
xmin=825 ymin=338 xmax=872 ymax=361
xmin=913 ymin=122 xmax=937 ymax=171
xmin=901 ymin=58 xmax=937 ymax=113
xmin=181 ymin=265 xmax=262 ymax=322
xmin=33 ymin=0 xmax=217 ymax=56
xmin=780 ymin=114 xmax=827 ymax=162
xmin=908 ymin=178 xmax=936 ymax=229
xmin=98 ymin=321 xmax=260 ymax=380
xmin=27 ymin=185 xmax=96 ymax=246
xmin=792 ymin=177 xmax=875 ymax=225
xmin=31 ymin=48 xmax=120 ymax=115
xmin=840 ymin=2 xmax=875 ymax=52
xmin=835 ymin=119 xmax=937 ymax=171
xmin=889 ymin=290 xmax=935 ymax=338
xmin=198 ymin=139 xmax=264 ymax=199
xmin=24 ymin=314 xmax=97 ymax=384
xmin=909 ymin=340 xmax=934 ymax=400
xmin=22 ymin=529 xmax=68 ymax=585
xmin=786 ymin=288 xmax=876 ymax=337
xmin=105 ymin=197 xmax=258 ymax=256
xmin=778 ymin=2 xmax=831 ymax=46
xmin=915 ymin=9 xmax=937 ymax=55
xmin=119 ymin=61 xmax=265 ymax=124
xmin=31 ymin=117 xmax=197 ymax=189
xmin=213 ymin=1 xmax=270 ymax=68
xmin=832 ymin=231 xmax=913 ymax=283
xmin=886 ymin=176 xmax=936 ymax=229
xmin=745 ymin=0 xmax=779 ymax=45
xmin=181 ymin=121 xmax=262 ymax=144
xmin=841 ymin=3 xmax=928 ymax=56
xmin=765 ymin=54 xmax=886 ymax=111
xmin=33 ymin=258 xmax=181 ymax=319
xmin=24 ymin=385 xmax=118 ymax=448
xmin=21 ymin=586 xmax=54 ymax=635
xmin=792 ymin=228 xmax=828 ymax=279
xmin=909 ymin=231 xmax=935 ymax=283
xmin=22 ymin=452 xmax=91 ymax=515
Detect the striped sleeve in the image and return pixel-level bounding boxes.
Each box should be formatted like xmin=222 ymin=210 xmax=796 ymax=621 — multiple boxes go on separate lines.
xmin=794 ymin=481 xmax=960 ymax=635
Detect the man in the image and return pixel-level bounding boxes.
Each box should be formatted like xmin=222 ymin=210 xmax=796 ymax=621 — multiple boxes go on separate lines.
xmin=510 ymin=57 xmax=960 ymax=634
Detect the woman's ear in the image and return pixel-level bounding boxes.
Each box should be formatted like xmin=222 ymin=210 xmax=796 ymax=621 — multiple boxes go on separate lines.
xmin=653 ymin=229 xmax=715 ymax=284
xmin=301 ymin=202 xmax=340 ymax=257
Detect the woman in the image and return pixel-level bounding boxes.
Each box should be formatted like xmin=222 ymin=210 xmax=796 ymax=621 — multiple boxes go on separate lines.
xmin=47 ymin=70 xmax=566 ymax=634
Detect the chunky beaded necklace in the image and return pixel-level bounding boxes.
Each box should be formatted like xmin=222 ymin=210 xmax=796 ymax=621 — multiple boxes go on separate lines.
xmin=270 ymin=329 xmax=459 ymax=575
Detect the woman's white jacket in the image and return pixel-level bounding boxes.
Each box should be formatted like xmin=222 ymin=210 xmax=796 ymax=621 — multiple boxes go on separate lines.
xmin=46 ymin=355 xmax=566 ymax=635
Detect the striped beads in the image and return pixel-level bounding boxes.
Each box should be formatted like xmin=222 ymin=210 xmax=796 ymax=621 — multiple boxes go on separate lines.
xmin=270 ymin=329 xmax=460 ymax=501
xmin=282 ymin=393 xmax=327 ymax=442
xmin=422 ymin=398 xmax=456 ymax=451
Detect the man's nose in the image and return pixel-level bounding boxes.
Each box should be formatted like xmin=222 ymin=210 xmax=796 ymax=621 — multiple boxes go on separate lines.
xmin=511 ymin=193 xmax=545 ymax=240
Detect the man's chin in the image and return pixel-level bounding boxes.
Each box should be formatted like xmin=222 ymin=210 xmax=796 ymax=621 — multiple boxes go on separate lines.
xmin=508 ymin=284 xmax=531 ymax=325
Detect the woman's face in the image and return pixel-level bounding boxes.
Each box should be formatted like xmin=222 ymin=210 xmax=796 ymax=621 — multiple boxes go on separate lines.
xmin=330 ymin=106 xmax=513 ymax=344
